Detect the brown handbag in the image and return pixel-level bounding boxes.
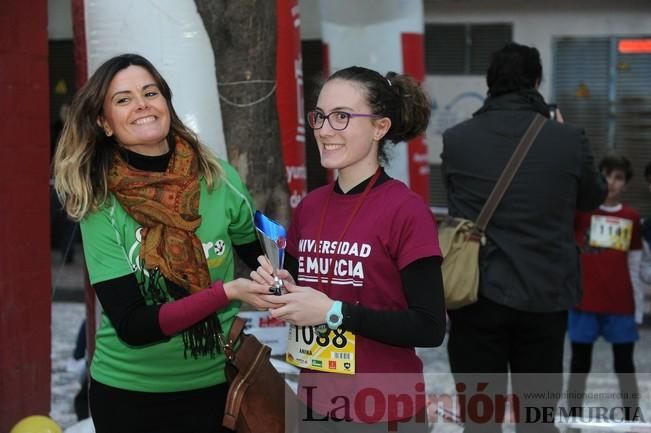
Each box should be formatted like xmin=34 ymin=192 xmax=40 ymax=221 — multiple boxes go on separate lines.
xmin=221 ymin=317 xmax=296 ymax=433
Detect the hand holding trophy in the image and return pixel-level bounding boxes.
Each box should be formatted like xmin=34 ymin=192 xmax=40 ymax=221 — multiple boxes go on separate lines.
xmin=254 ymin=211 xmax=287 ymax=296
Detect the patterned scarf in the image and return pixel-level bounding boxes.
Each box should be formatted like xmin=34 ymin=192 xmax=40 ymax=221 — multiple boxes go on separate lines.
xmin=108 ymin=137 xmax=220 ymax=358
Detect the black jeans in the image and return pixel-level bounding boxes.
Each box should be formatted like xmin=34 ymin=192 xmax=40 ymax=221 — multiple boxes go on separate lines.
xmin=89 ymin=378 xmax=231 ymax=433
xmin=447 ymin=296 xmax=568 ymax=433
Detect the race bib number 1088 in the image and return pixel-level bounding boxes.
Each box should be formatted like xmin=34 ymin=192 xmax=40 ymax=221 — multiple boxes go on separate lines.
xmin=286 ymin=325 xmax=355 ymax=375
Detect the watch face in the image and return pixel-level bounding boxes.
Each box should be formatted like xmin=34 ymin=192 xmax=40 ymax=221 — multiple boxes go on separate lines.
xmin=329 ymin=314 xmax=340 ymax=323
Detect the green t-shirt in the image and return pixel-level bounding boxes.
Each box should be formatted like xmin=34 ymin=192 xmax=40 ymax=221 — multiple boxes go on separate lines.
xmin=80 ymin=161 xmax=257 ymax=392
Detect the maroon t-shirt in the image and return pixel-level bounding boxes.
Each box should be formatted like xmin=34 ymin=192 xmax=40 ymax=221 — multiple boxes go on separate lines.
xmin=575 ymin=204 xmax=642 ymax=314
xmin=287 ymin=179 xmax=441 ymax=421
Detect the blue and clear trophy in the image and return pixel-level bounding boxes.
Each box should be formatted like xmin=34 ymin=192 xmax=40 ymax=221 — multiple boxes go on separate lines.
xmin=254 ymin=211 xmax=287 ymax=296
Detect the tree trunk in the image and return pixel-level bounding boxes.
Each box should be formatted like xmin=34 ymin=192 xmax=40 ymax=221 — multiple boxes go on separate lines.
xmin=195 ymin=0 xmax=290 ymax=226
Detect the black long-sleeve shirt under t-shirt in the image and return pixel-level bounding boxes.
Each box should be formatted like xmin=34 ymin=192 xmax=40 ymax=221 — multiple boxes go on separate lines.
xmin=282 ymin=170 xmax=446 ymax=347
xmin=93 ymin=145 xmax=263 ymax=346
xmin=95 ymin=153 xmax=445 ymax=348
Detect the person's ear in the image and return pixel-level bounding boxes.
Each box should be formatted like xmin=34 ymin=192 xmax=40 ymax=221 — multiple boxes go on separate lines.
xmin=373 ymin=117 xmax=391 ymax=142
xmin=97 ymin=116 xmax=113 ymax=137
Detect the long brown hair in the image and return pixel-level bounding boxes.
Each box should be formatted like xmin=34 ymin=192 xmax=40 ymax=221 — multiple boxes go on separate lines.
xmin=53 ymin=53 xmax=222 ymax=221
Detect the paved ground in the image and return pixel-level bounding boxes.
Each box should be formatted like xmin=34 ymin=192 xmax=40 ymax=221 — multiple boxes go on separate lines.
xmin=50 ymin=251 xmax=651 ymax=432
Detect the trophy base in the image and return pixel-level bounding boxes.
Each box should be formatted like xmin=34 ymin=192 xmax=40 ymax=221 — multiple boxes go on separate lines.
xmin=269 ymin=285 xmax=283 ymax=296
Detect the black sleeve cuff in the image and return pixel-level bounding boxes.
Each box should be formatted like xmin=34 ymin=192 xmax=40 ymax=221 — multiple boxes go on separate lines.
xmin=341 ymin=301 xmax=361 ymax=333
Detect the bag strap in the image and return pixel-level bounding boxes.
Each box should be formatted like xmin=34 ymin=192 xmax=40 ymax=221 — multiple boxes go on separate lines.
xmin=475 ymin=113 xmax=546 ymax=232
xmin=228 ymin=317 xmax=246 ymax=345
xmin=218 ymin=316 xmax=246 ymax=360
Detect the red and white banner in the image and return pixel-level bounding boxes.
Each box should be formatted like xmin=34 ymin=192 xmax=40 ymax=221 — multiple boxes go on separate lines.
xmin=276 ymin=0 xmax=307 ymax=210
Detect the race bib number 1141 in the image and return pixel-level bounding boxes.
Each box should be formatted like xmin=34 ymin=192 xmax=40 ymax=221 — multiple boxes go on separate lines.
xmin=286 ymin=325 xmax=355 ymax=375
xmin=589 ymin=215 xmax=633 ymax=252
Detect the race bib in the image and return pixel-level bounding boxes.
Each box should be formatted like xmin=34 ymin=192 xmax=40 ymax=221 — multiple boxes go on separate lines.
xmin=589 ymin=215 xmax=633 ymax=252
xmin=286 ymin=325 xmax=355 ymax=375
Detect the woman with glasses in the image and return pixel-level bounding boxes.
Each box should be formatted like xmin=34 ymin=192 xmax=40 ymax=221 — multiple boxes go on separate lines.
xmin=53 ymin=54 xmax=274 ymax=433
xmin=252 ymin=66 xmax=446 ymax=432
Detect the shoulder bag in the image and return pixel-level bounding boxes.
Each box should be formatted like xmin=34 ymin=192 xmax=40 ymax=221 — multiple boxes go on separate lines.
xmin=439 ymin=114 xmax=547 ymax=309
xmin=220 ymin=317 xmax=296 ymax=433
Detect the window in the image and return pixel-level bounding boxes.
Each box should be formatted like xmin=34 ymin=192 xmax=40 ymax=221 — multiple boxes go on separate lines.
xmin=553 ymin=36 xmax=651 ymax=215
xmin=425 ymin=23 xmax=513 ymax=75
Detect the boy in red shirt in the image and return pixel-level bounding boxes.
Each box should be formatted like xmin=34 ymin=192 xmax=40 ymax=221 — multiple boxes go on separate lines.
xmin=568 ymin=154 xmax=644 ymax=421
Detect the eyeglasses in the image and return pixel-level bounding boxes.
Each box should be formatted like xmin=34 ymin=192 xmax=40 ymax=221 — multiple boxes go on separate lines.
xmin=307 ymin=110 xmax=382 ymax=131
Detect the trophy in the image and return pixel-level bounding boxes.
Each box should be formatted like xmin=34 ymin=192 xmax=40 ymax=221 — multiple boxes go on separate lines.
xmin=254 ymin=211 xmax=287 ymax=296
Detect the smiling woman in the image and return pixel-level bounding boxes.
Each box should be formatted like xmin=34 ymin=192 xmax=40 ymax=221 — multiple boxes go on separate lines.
xmin=98 ymin=66 xmax=171 ymax=156
xmin=250 ymin=66 xmax=446 ymax=432
xmin=52 ymin=54 xmax=224 ymax=221
xmin=51 ymin=54 xmax=278 ymax=433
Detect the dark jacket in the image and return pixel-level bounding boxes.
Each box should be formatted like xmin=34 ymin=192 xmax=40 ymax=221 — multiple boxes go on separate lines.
xmin=441 ymin=90 xmax=607 ymax=312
